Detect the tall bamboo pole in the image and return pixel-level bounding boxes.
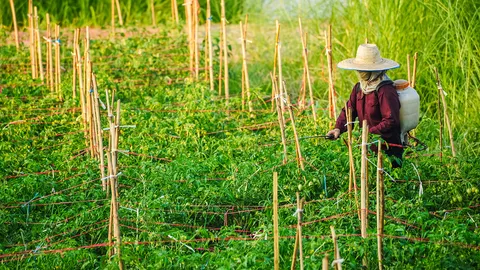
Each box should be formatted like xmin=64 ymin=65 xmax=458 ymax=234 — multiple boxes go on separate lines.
xmin=296 ymin=193 xmax=304 ymax=270
xmin=172 ymin=0 xmax=179 ymax=24
xmin=322 ymin=255 xmax=329 ymax=270
xmin=331 ymin=226 xmax=342 ymax=270
xmin=194 ymin=0 xmax=199 ymax=80
xmin=34 ymin=7 xmax=44 ymax=82
xmin=284 ymin=81 xmax=304 ymax=170
xmin=72 ymin=28 xmax=78 ymax=98
xmin=150 ymin=0 xmax=156 ymax=26
xmin=185 ymin=0 xmax=194 ymax=77
xmin=54 ymin=24 xmax=61 ymax=98
xmin=407 ymin=54 xmax=411 ymax=85
xmin=376 ymin=140 xmax=384 ymax=270
xmin=28 ymin=0 xmax=36 ymax=79
xmin=47 ymin=15 xmax=54 ymax=91
xmin=92 ymin=75 xmax=106 ymax=190
xmin=346 ymin=105 xmax=360 ymax=220
xmin=412 ymin=52 xmax=418 ymax=88
xmin=220 ymin=0 xmax=229 ymax=106
xmin=360 ymin=120 xmax=369 ymax=238
xmin=76 ymin=44 xmax=87 ymax=147
xmin=278 ymin=38 xmax=285 ymax=112
xmin=435 ymin=68 xmax=456 ymax=157
xmin=273 ymin=172 xmax=280 ymax=270
xmin=271 ymin=21 xmax=281 ymax=112
xmin=272 ymin=73 xmax=288 ymax=165
xmin=115 ymin=0 xmax=123 ymax=26
xmin=240 ymin=17 xmax=252 ymax=113
xmin=9 ymin=0 xmax=20 ymax=50
xmin=111 ymin=0 xmax=115 ymax=34
xmin=299 ymin=18 xmax=317 ymax=125
xmin=326 ymin=25 xmax=337 ymax=120
xmin=206 ymin=0 xmax=214 ymax=91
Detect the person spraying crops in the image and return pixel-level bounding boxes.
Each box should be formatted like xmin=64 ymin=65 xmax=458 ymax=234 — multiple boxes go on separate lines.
xmin=326 ymin=44 xmax=416 ymax=168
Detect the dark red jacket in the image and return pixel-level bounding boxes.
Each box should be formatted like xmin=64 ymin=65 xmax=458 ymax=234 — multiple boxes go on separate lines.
xmin=335 ymin=82 xmax=402 ymax=145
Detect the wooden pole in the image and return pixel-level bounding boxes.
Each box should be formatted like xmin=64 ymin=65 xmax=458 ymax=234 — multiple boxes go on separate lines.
xmin=277 ymin=32 xmax=285 ymax=113
xmin=111 ymin=0 xmax=115 ymax=34
xmin=34 ymin=7 xmax=44 ymax=82
xmin=47 ymin=15 xmax=54 ymax=91
xmin=273 ymin=171 xmax=280 ymax=270
xmin=326 ymin=25 xmax=337 ymax=121
xmin=72 ymin=28 xmax=78 ymax=99
xmin=296 ymin=193 xmax=304 ymax=270
xmin=115 ymin=0 xmax=124 ymax=26
xmin=331 ymin=226 xmax=342 ymax=270
xmin=54 ymin=24 xmax=61 ymax=98
xmin=206 ymin=0 xmax=214 ymax=91
xmin=299 ymin=18 xmax=317 ymax=125
xmin=76 ymin=44 xmax=87 ymax=147
xmin=220 ymin=0 xmax=229 ymax=106
xmin=412 ymin=52 xmax=418 ymax=88
xmin=150 ymin=0 xmax=156 ymax=26
xmin=9 ymin=0 xmax=20 ymax=51
xmin=240 ymin=16 xmax=252 ymax=113
xmin=435 ymin=68 xmax=456 ymax=157
xmin=28 ymin=0 xmax=36 ymax=79
xmin=322 ymin=255 xmax=329 ymax=270
xmin=194 ymin=0 xmax=199 ymax=80
xmin=284 ymin=81 xmax=304 ymax=170
xmin=172 ymin=0 xmax=179 ymax=24
xmin=92 ymin=75 xmax=106 ymax=190
xmin=185 ymin=0 xmax=194 ymax=77
xmin=360 ymin=120 xmax=369 ymax=238
xmin=271 ymin=73 xmax=288 ymax=165
xmin=407 ymin=54 xmax=411 ymax=85
xmin=271 ymin=21 xmax=281 ymax=112
xmin=346 ymin=105 xmax=360 ymax=220
xmin=376 ymin=140 xmax=384 ymax=270
xmin=436 ymin=71 xmax=443 ymax=162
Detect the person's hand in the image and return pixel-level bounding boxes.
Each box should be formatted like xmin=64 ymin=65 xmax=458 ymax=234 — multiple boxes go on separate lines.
xmin=326 ymin=128 xmax=340 ymax=140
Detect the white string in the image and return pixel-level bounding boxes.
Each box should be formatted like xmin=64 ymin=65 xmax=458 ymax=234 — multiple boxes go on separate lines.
xmin=101 ymin=172 xmax=122 ymax=181
xmin=344 ymin=121 xmax=359 ymax=126
xmin=410 ymin=163 xmax=423 ymax=197
xmin=292 ymin=208 xmax=303 ymax=217
xmin=365 ymin=158 xmax=396 ymax=182
xmin=168 ymin=235 xmax=195 ymax=253
xmin=120 ymin=206 xmax=139 ymax=213
xmin=356 ymin=140 xmax=380 ymax=147
xmin=331 ymin=258 xmax=344 ymax=267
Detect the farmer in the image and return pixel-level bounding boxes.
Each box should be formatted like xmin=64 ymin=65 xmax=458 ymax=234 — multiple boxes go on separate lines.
xmin=326 ymin=43 xmax=403 ymax=168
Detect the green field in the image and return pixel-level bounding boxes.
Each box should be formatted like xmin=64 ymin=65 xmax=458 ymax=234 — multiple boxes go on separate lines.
xmin=1 ymin=0 xmax=480 ymax=269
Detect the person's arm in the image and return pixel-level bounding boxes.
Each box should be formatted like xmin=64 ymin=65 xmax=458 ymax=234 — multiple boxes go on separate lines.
xmin=369 ymin=85 xmax=400 ymax=137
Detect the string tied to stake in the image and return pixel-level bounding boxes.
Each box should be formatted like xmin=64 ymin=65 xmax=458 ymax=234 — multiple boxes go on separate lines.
xmin=292 ymin=208 xmax=303 ymax=217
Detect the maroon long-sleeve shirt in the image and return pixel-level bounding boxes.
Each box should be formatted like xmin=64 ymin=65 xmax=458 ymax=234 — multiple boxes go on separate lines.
xmin=335 ymin=82 xmax=402 ymax=145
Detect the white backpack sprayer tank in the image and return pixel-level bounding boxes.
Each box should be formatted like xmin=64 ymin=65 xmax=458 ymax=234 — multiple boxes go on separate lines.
xmin=394 ymin=79 xmax=420 ymax=145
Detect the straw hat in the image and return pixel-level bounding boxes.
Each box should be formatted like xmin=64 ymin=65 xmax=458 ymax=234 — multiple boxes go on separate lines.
xmin=337 ymin=44 xmax=399 ymax=71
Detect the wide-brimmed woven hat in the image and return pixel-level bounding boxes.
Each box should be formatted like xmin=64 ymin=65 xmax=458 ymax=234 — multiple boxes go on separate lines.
xmin=337 ymin=44 xmax=399 ymax=71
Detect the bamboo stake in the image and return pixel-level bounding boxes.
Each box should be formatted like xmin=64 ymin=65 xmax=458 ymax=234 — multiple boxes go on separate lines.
xmin=172 ymin=0 xmax=179 ymax=24
xmin=34 ymin=7 xmax=44 ymax=82
xmin=115 ymin=0 xmax=123 ymax=26
xmin=290 ymin=233 xmax=299 ymax=270
xmin=218 ymin=31 xmax=223 ymax=95
xmin=296 ymin=193 xmax=304 ymax=270
xmin=76 ymin=44 xmax=87 ymax=147
xmin=284 ymin=81 xmax=304 ymax=170
xmin=220 ymin=0 xmax=229 ymax=106
xmin=47 ymin=15 xmax=54 ymax=92
xmin=9 ymin=0 xmax=20 ymax=50
xmin=436 ymin=72 xmax=443 ymax=162
xmin=240 ymin=17 xmax=252 ymax=113
xmin=326 ymin=25 xmax=337 ymax=120
xmin=376 ymin=140 xmax=384 ymax=270
xmin=299 ymin=18 xmax=317 ymax=125
xmin=331 ymin=226 xmax=342 ymax=270
xmin=93 ymin=75 xmax=106 ymax=190
xmin=346 ymin=105 xmax=360 ymax=220
xmin=273 ymin=171 xmax=280 ymax=270
xmin=412 ymin=52 xmax=418 ymax=88
xmin=194 ymin=0 xmax=199 ymax=80
xmin=435 ymin=68 xmax=456 ymax=157
xmin=360 ymin=120 xmax=369 ymax=238
xmin=72 ymin=28 xmax=78 ymax=98
xmin=206 ymin=0 xmax=214 ymax=91
xmin=150 ymin=0 xmax=156 ymax=26
xmin=271 ymin=73 xmax=288 ymax=165
xmin=111 ymin=0 xmax=115 ymax=34
xmin=322 ymin=255 xmax=329 ymax=270
xmin=54 ymin=24 xmax=61 ymax=98
xmin=28 ymin=0 xmax=36 ymax=79
xmin=277 ymin=33 xmax=285 ymax=113
xmin=407 ymin=54 xmax=411 ymax=85
xmin=271 ymin=21 xmax=281 ymax=112
xmin=185 ymin=0 xmax=194 ymax=77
